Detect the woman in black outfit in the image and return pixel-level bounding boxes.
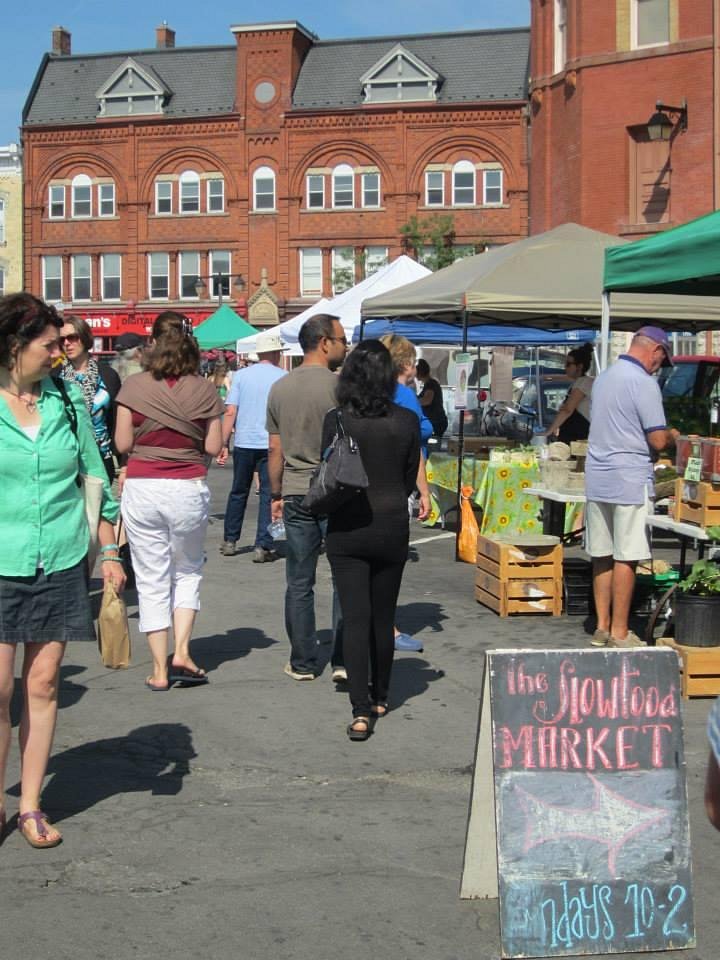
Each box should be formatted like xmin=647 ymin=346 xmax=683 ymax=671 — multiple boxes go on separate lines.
xmin=321 ymin=341 xmax=420 ymax=741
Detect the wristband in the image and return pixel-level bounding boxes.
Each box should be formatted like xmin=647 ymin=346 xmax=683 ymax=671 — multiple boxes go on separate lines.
xmin=100 ymin=556 xmax=123 ymax=564
xmin=271 ymin=493 xmax=283 ymax=501
xmin=100 ymin=544 xmax=120 ymax=553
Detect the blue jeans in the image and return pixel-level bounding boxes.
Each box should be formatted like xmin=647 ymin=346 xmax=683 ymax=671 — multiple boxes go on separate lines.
xmin=223 ymin=447 xmax=272 ymax=549
xmin=283 ymin=496 xmax=343 ymax=674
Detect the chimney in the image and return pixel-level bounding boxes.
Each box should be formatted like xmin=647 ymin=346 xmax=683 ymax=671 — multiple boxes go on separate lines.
xmin=155 ymin=22 xmax=175 ymax=49
xmin=52 ymin=26 xmax=71 ymax=56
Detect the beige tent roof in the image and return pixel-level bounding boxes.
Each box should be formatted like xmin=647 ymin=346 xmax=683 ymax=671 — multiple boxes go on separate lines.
xmin=360 ymin=223 xmax=720 ymax=331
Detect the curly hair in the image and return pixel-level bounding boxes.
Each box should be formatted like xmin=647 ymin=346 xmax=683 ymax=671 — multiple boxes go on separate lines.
xmin=379 ymin=333 xmax=416 ymax=377
xmin=0 ymin=293 xmax=62 ymax=369
xmin=144 ymin=311 xmax=200 ymax=379
xmin=568 ymin=342 xmax=593 ymax=375
xmin=336 ymin=340 xmax=395 ymax=418
xmin=60 ymin=313 xmax=94 ymax=352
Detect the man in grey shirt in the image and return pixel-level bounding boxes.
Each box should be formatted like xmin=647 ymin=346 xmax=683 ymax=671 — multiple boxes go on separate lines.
xmin=585 ymin=326 xmax=678 ymax=648
xmin=267 ymin=314 xmax=348 ymax=680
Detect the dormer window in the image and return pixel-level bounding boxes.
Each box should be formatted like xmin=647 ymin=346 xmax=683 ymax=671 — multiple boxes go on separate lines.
xmin=96 ymin=57 xmax=170 ymax=117
xmin=360 ymin=44 xmax=441 ymax=104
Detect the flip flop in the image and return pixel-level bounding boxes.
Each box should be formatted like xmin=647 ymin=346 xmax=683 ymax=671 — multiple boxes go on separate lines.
xmin=145 ymin=677 xmax=171 ymax=692
xmin=18 ymin=810 xmax=62 ymax=849
xmin=167 ymin=659 xmax=208 ymax=686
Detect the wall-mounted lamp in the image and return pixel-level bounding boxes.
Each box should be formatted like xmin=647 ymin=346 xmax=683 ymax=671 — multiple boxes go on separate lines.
xmin=647 ymin=99 xmax=688 ymax=141
xmin=194 ymin=273 xmax=245 ymax=306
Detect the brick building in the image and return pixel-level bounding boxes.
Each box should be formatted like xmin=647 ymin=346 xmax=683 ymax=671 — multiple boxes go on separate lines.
xmin=21 ymin=22 xmax=530 ymax=345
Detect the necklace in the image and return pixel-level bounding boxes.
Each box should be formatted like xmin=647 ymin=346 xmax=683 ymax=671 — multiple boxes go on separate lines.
xmin=0 ymin=385 xmax=39 ymax=413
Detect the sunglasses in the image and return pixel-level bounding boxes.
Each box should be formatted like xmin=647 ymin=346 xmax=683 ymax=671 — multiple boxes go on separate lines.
xmin=60 ymin=334 xmax=81 ymax=345
xmin=326 ymin=335 xmax=348 ymax=346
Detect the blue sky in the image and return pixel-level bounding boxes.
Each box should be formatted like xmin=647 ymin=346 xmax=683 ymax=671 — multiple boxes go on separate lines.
xmin=2 ymin=1 xmax=530 ymax=145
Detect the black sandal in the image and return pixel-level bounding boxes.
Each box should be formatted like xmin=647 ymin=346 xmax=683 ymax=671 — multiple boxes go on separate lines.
xmin=371 ymin=702 xmax=389 ymax=718
xmin=347 ymin=716 xmax=371 ymax=741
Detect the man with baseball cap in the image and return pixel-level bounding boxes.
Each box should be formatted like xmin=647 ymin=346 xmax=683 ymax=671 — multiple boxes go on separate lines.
xmin=585 ymin=325 xmax=678 ymax=648
xmin=217 ymin=330 xmax=287 ymax=561
xmin=112 ymin=332 xmax=146 ymax=381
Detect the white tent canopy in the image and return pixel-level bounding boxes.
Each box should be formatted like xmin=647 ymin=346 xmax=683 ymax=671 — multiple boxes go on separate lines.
xmin=236 ymin=256 xmax=431 ymax=354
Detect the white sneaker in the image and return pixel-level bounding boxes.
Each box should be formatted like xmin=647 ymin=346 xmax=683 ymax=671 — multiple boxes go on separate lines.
xmin=283 ymin=662 xmax=315 ymax=681
xmin=610 ymin=630 xmax=645 ymax=648
xmin=331 ymin=666 xmax=348 ymax=683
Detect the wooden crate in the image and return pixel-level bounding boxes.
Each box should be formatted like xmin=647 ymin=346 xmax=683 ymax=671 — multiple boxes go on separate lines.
xmin=476 ymin=533 xmax=562 ymax=581
xmin=673 ymin=478 xmax=720 ymax=526
xmin=475 ymin=568 xmax=562 ymax=617
xmin=657 ymin=636 xmax=720 ymax=699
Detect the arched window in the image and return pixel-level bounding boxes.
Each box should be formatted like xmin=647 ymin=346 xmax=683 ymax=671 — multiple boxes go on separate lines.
xmin=179 ymin=170 xmax=200 ymax=214
xmin=71 ymin=173 xmax=92 ymax=217
xmin=332 ymin=164 xmax=354 ymax=208
xmin=253 ymin=166 xmax=276 ymax=211
xmin=452 ymin=161 xmax=475 ymax=206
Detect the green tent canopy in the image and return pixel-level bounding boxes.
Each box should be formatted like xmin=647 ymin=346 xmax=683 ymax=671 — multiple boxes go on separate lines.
xmin=604 ymin=209 xmax=720 ymax=296
xmin=193 ymin=304 xmax=258 ymax=349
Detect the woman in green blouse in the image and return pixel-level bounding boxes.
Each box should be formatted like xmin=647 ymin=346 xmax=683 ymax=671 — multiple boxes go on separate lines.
xmin=0 ymin=293 xmax=124 ymax=850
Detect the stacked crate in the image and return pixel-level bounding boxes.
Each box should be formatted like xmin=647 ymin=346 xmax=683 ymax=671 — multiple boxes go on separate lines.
xmin=475 ymin=534 xmax=563 ymax=617
xmin=673 ymin=479 xmax=720 ymax=527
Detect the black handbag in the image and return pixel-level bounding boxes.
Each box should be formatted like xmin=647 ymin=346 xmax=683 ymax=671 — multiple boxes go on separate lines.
xmin=302 ymin=408 xmax=369 ymax=516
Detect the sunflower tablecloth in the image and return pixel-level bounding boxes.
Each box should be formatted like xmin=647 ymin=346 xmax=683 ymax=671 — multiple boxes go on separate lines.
xmin=425 ymin=453 xmax=542 ymax=535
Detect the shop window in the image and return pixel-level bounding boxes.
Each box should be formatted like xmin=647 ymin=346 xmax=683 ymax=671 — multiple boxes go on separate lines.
xmin=300 ymin=248 xmax=322 ymax=297
xmin=253 ymin=166 xmax=276 ymax=211
xmin=179 ymin=170 xmax=200 ymax=214
xmin=101 ymin=254 xmax=121 ymax=300
xmin=207 ymin=178 xmax=224 ymax=213
xmin=332 ymin=164 xmax=354 ymax=208
xmin=178 ymin=251 xmax=200 ymax=299
xmin=148 ymin=252 xmax=169 ymax=299
xmin=71 ymin=174 xmax=92 ymax=217
xmin=43 ymin=256 xmax=63 ymax=301
xmin=72 ymin=254 xmax=92 ymax=301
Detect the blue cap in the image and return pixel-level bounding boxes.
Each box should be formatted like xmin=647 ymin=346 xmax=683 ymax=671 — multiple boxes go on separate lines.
xmin=635 ymin=326 xmax=673 ymax=367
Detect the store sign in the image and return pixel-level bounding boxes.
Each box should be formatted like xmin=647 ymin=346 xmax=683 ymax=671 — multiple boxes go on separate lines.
xmin=76 ymin=310 xmax=213 ymax=338
xmin=461 ymin=649 xmax=695 ymax=958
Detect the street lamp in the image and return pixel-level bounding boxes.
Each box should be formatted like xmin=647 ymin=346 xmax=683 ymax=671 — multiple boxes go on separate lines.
xmin=194 ymin=272 xmax=245 ymax=306
xmin=647 ymin=99 xmax=688 ymax=141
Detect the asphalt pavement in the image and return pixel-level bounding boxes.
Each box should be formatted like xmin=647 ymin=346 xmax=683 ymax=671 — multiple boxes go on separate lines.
xmin=1 ymin=463 xmax=717 ymax=960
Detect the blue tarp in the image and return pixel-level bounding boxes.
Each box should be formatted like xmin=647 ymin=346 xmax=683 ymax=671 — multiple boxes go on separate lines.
xmin=353 ymin=319 xmax=596 ymax=346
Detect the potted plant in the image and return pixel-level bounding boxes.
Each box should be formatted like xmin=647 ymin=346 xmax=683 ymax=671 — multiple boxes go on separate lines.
xmin=674 ymin=557 xmax=720 ymax=647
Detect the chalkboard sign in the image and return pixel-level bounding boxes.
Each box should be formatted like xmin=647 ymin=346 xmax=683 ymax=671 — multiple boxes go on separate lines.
xmin=461 ymin=648 xmax=696 ymax=958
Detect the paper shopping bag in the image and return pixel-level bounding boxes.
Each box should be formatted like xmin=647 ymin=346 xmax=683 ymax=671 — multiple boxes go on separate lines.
xmin=97 ymin=581 xmax=131 ymax=669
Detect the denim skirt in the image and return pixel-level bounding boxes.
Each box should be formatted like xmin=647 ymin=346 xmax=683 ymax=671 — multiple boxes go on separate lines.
xmin=0 ymin=559 xmax=95 ymax=644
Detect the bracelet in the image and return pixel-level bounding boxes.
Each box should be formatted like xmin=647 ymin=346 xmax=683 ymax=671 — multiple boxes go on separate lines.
xmin=100 ymin=543 xmax=120 ymax=553
xmin=100 ymin=556 xmax=124 ymax=564
xmin=271 ymin=493 xmax=283 ymax=501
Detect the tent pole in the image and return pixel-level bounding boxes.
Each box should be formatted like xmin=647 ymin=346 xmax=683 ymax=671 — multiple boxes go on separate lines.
xmin=600 ymin=292 xmax=611 ymax=370
xmin=535 ymin=346 xmax=543 ymax=430
xmin=359 ymin=316 xmax=366 ymax=342
xmin=455 ymin=308 xmax=469 ymax=562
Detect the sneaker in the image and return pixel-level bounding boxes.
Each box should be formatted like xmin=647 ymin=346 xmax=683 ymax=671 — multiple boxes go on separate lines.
xmin=220 ymin=540 xmax=237 ymax=556
xmin=331 ymin=666 xmax=348 ymax=683
xmin=252 ymin=547 xmax=278 ymax=563
xmin=394 ymin=632 xmax=423 ymax=652
xmin=610 ymin=630 xmax=645 ymax=648
xmin=590 ymin=628 xmax=610 ymax=647
xmin=283 ymin=662 xmax=315 ymax=681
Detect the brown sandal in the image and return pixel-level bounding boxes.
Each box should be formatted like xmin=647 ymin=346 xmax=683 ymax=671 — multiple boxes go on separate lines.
xmin=347 ymin=717 xmax=371 ymax=741
xmin=18 ymin=810 xmax=62 ymax=849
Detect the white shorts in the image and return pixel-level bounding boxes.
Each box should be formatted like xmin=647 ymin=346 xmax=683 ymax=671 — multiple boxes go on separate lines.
xmin=585 ymin=493 xmax=653 ymax=562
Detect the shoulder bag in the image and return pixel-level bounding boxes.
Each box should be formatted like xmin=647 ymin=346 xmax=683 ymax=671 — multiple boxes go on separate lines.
xmin=302 ymin=408 xmax=369 ymax=516
xmin=54 ymin=377 xmax=104 ymax=568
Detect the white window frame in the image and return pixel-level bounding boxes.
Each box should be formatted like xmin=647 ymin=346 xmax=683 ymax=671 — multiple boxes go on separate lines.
xmin=632 ymin=0 xmax=671 ymax=49
xmin=155 ymin=180 xmax=173 ymax=215
xmin=71 ymin=174 xmax=92 ymax=218
xmin=101 ymin=253 xmax=121 ymax=301
xmin=306 ymin=174 xmax=325 ymax=209
xmin=365 ymin=246 xmax=388 ymax=277
xmin=71 ymin=254 xmax=92 ymax=302
xmin=178 ymin=251 xmax=200 ymax=300
xmin=0 ymin=198 xmax=4 ymax=243
xmin=332 ymin=164 xmax=354 ymax=208
xmin=209 ymin=250 xmax=231 ymax=299
xmin=300 ymin=248 xmax=323 ymax=297
xmin=554 ymin=0 xmax=567 ymax=74
xmin=331 ymin=247 xmax=355 ymax=295
xmin=49 ymin=184 xmax=65 ymax=219
xmin=483 ymin=169 xmax=504 ymax=206
xmin=148 ymin=252 xmax=169 ymax=300
xmin=179 ymin=170 xmax=200 ymax=214
xmin=253 ymin=166 xmax=276 ymax=211
xmin=207 ymin=178 xmax=224 ymax=213
xmin=425 ymin=170 xmax=444 ymax=206
xmin=452 ymin=161 xmax=476 ymax=207
xmin=42 ymin=255 xmax=63 ymax=302
xmin=98 ymin=182 xmax=115 ymax=217
xmin=361 ymin=172 xmax=380 ymax=208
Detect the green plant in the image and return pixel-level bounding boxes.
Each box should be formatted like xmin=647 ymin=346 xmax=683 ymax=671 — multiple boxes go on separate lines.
xmin=678 ymin=558 xmax=720 ymax=596
xmin=399 ymin=214 xmax=472 ymax=271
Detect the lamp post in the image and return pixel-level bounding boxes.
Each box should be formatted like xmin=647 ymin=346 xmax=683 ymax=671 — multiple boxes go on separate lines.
xmin=647 ymin=99 xmax=688 ymax=141
xmin=194 ymin=272 xmax=245 ymax=306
